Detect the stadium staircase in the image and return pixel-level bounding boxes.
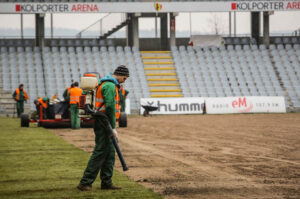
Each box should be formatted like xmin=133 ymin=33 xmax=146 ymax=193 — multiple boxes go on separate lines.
xmin=141 ymin=51 xmax=183 ymax=98
xmin=0 ymin=87 xmax=30 ymax=117
xmin=99 ymin=18 xmax=130 ymax=40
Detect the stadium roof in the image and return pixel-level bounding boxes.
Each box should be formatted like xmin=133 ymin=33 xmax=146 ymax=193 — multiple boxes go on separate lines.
xmin=0 ymin=0 xmax=299 ymax=13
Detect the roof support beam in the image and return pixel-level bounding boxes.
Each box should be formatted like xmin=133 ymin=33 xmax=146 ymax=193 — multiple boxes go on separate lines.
xmin=35 ymin=13 xmax=45 ymax=47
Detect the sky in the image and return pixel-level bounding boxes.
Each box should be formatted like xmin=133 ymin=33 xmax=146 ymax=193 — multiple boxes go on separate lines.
xmin=0 ymin=11 xmax=299 ymax=38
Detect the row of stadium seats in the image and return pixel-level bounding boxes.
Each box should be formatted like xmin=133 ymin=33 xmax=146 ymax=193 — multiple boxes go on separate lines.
xmin=0 ymin=39 xmax=115 ymax=47
xmin=49 ymin=39 xmax=115 ymax=47
xmin=172 ymin=44 xmax=300 ymax=108
xmin=2 ymin=37 xmax=300 ymax=47
xmin=224 ymin=37 xmax=300 ymax=45
xmin=0 ymin=0 xmax=296 ymax=2
xmin=0 ymin=45 xmax=150 ymax=110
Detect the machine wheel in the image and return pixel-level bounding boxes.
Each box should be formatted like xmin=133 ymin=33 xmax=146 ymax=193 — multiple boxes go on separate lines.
xmin=119 ymin=112 xmax=127 ymax=128
xmin=20 ymin=114 xmax=30 ymax=127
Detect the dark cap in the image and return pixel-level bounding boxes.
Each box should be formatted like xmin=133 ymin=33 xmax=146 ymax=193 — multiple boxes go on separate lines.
xmin=113 ymin=65 xmax=130 ymax=77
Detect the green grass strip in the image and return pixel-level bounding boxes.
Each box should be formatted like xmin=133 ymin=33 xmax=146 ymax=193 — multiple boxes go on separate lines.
xmin=0 ymin=118 xmax=162 ymax=199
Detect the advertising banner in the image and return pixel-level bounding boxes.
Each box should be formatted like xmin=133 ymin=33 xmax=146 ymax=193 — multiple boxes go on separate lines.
xmin=0 ymin=1 xmax=299 ymax=13
xmin=140 ymin=97 xmax=205 ymax=115
xmin=206 ymin=96 xmax=286 ymax=114
xmin=125 ymin=98 xmax=130 ymax=115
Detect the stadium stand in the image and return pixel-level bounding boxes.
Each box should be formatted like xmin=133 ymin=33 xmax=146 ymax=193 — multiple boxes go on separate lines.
xmin=0 ymin=39 xmax=299 ymax=113
xmin=0 ymin=44 xmax=150 ymax=111
xmin=172 ymin=44 xmax=300 ymax=108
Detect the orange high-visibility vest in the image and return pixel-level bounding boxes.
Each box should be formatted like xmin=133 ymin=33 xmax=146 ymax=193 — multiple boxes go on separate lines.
xmin=121 ymin=87 xmax=125 ymax=96
xmin=15 ymin=88 xmax=29 ymax=101
xmin=95 ymin=82 xmax=121 ymax=120
xmin=38 ymin=97 xmax=48 ymax=109
xmin=69 ymin=87 xmax=82 ymax=104
xmin=67 ymin=86 xmax=71 ymax=94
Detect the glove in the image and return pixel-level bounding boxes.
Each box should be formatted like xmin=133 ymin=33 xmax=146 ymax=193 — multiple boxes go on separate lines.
xmin=112 ymin=129 xmax=119 ymax=141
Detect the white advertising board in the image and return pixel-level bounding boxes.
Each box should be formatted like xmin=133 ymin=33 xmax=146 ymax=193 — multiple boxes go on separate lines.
xmin=0 ymin=1 xmax=299 ymax=13
xmin=206 ymin=96 xmax=286 ymax=114
xmin=125 ymin=98 xmax=130 ymax=115
xmin=140 ymin=97 xmax=205 ymax=115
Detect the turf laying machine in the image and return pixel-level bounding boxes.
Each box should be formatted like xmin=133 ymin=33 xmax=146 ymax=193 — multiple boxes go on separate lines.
xmin=20 ymin=72 xmax=127 ymax=128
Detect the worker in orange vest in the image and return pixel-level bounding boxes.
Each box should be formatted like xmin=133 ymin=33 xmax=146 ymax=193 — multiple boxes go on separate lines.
xmin=78 ymin=65 xmax=129 ymax=191
xmin=12 ymin=84 xmax=29 ymax=117
xmin=68 ymin=82 xmax=82 ymax=129
xmin=38 ymin=97 xmax=49 ymax=118
xmin=119 ymin=85 xmax=129 ymax=112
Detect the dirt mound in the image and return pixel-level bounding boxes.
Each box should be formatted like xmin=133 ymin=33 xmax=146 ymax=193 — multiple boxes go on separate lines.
xmin=51 ymin=114 xmax=300 ymax=199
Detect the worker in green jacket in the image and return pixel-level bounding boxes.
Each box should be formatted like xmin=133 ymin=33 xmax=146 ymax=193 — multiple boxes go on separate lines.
xmin=119 ymin=84 xmax=129 ymax=112
xmin=77 ymin=65 xmax=129 ymax=191
xmin=12 ymin=84 xmax=29 ymax=117
xmin=63 ymin=83 xmax=74 ymax=102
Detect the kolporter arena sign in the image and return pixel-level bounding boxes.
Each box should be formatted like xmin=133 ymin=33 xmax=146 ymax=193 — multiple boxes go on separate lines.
xmin=140 ymin=98 xmax=205 ymax=115
xmin=0 ymin=1 xmax=299 ymax=13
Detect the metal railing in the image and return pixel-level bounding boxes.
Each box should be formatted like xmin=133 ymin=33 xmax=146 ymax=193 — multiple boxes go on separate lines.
xmin=292 ymin=28 xmax=300 ymax=36
xmin=76 ymin=13 xmax=127 ymax=38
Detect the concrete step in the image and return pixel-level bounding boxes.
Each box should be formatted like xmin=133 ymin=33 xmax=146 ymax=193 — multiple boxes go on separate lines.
xmin=147 ymin=79 xmax=179 ymax=84
xmin=142 ymin=58 xmax=173 ymax=62
xmin=145 ymin=70 xmax=176 ymax=74
xmin=143 ymin=61 xmax=174 ymax=65
xmin=0 ymin=99 xmax=15 ymax=103
xmin=0 ymin=93 xmax=13 ymax=98
xmin=140 ymin=52 xmax=171 ymax=57
xmin=146 ymin=75 xmax=177 ymax=79
xmin=0 ymin=103 xmax=16 ymax=109
xmin=150 ymin=89 xmax=181 ymax=92
xmin=149 ymin=86 xmax=181 ymax=90
xmin=148 ymin=83 xmax=180 ymax=87
xmin=144 ymin=67 xmax=175 ymax=70
xmin=150 ymin=91 xmax=182 ymax=96
xmin=151 ymin=94 xmax=183 ymax=98
xmin=0 ymin=113 xmax=15 ymax=117
xmin=146 ymin=73 xmax=177 ymax=76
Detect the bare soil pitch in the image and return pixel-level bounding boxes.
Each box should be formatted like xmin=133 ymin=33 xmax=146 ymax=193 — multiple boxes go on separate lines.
xmin=51 ymin=114 xmax=300 ymax=199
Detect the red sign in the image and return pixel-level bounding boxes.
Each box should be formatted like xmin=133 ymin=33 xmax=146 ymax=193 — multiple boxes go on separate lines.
xmin=16 ymin=4 xmax=21 ymax=12
xmin=231 ymin=3 xmax=237 ymax=10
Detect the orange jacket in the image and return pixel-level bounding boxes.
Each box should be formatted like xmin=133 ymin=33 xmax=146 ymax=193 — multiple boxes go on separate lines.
xmin=95 ymin=82 xmax=121 ymax=120
xmin=15 ymin=88 xmax=29 ymax=101
xmin=38 ymin=97 xmax=48 ymax=109
xmin=121 ymin=87 xmax=125 ymax=97
xmin=69 ymin=87 xmax=82 ymax=104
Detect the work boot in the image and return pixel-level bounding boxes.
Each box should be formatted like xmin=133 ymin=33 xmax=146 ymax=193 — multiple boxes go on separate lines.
xmin=101 ymin=184 xmax=122 ymax=190
xmin=77 ymin=184 xmax=92 ymax=191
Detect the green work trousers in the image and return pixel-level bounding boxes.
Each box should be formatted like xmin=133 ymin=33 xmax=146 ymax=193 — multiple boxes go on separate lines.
xmin=80 ymin=117 xmax=116 ymax=188
xmin=70 ymin=104 xmax=80 ymax=129
xmin=16 ymin=101 xmax=24 ymax=117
